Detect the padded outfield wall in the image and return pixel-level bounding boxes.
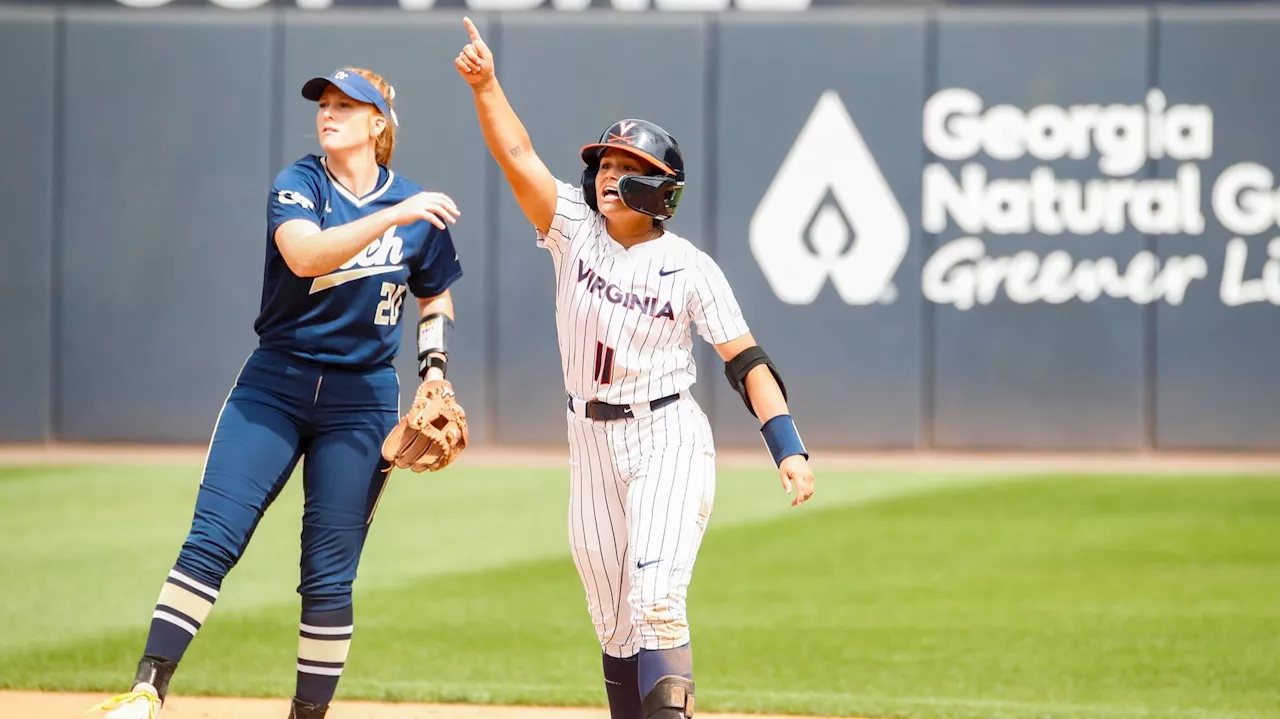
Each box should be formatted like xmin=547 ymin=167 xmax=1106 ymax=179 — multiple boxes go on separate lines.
xmin=1 ymin=3 xmax=1278 ymax=450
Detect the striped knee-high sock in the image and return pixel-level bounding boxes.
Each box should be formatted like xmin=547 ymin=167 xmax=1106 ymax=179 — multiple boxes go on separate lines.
xmin=141 ymin=568 xmax=220 ymax=677
xmin=296 ymin=606 xmax=354 ymax=707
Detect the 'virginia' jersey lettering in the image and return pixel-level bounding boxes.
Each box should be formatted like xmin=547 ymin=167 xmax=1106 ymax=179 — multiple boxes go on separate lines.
xmin=537 ymin=179 xmax=748 ymax=404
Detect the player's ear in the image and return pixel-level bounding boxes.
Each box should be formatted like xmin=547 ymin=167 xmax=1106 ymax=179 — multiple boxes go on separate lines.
xmin=368 ymin=113 xmax=387 ymax=139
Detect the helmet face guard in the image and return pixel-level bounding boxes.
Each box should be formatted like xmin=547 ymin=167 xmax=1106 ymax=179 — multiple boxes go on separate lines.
xmin=617 ymin=174 xmax=684 ymax=221
xmin=580 ymin=118 xmax=686 ymax=222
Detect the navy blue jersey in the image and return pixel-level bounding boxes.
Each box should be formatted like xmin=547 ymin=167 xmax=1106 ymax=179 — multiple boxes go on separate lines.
xmin=255 ymin=154 xmax=463 ymax=368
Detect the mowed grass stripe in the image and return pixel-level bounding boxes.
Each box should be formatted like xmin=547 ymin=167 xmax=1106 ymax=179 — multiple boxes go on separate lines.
xmin=3 ymin=473 xmax=1278 ymax=719
xmin=0 ymin=463 xmax=1017 ymax=650
xmin=690 ymin=476 xmax=1280 ymax=718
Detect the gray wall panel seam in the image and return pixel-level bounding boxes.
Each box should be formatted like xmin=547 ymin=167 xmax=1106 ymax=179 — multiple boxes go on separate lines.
xmin=921 ymin=6 xmax=937 ymax=450
xmin=270 ymin=8 xmax=284 ymax=211
xmin=704 ymin=11 xmax=718 ymax=429
xmin=1144 ymin=6 xmax=1159 ymax=450
xmin=50 ymin=6 xmax=66 ymax=442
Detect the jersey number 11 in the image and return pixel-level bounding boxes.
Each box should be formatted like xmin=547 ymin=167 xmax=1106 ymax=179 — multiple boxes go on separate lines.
xmin=593 ymin=341 xmax=616 ymax=385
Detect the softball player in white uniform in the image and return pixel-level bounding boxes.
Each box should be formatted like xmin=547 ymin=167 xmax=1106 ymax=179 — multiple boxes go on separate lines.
xmin=454 ymin=18 xmax=815 ymax=719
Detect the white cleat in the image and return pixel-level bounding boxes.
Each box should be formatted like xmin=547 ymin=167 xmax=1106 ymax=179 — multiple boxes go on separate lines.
xmin=89 ymin=682 xmax=163 ymax=719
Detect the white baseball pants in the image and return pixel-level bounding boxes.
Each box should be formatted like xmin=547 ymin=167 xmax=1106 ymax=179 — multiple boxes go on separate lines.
xmin=565 ymin=393 xmax=716 ymax=659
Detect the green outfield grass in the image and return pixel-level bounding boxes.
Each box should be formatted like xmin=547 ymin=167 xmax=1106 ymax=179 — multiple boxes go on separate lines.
xmin=1 ymin=462 xmax=1277 ymax=719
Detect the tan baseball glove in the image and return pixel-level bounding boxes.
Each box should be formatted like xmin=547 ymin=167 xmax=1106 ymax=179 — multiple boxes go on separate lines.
xmin=382 ymin=379 xmax=469 ymax=472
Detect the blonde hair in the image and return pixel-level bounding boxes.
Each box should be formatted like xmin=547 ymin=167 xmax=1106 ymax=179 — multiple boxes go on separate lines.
xmin=350 ymin=67 xmax=396 ymax=167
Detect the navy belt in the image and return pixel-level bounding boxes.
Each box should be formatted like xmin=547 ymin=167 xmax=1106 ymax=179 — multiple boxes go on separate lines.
xmin=568 ymin=393 xmax=680 ymax=421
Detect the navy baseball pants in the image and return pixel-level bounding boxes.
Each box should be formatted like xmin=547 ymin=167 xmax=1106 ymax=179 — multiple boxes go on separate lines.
xmin=173 ymin=347 xmax=398 ymax=610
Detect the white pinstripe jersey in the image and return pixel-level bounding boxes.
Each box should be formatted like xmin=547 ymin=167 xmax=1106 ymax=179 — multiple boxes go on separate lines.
xmin=536 ymin=179 xmax=750 ymax=405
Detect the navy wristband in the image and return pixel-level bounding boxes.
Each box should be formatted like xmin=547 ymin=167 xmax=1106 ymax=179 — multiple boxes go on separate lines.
xmin=760 ymin=414 xmax=808 ymax=467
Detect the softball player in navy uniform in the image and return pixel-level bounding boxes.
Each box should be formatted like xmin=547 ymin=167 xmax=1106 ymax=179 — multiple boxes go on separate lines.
xmin=454 ymin=19 xmax=815 ymax=719
xmin=91 ymin=67 xmax=467 ymax=719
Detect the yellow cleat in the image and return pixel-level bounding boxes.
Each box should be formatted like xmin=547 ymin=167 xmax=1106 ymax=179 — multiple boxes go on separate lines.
xmin=88 ymin=683 xmax=163 ymax=719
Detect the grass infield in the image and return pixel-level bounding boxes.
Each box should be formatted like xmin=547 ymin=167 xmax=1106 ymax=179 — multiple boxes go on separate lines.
xmin=1 ymin=463 xmax=1277 ymax=719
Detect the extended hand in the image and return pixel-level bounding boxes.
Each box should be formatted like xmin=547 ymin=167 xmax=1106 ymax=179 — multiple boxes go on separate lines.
xmin=455 ymin=17 xmax=495 ymax=89
xmin=390 ymin=192 xmax=460 ymax=230
xmin=779 ymin=455 xmax=815 ymax=507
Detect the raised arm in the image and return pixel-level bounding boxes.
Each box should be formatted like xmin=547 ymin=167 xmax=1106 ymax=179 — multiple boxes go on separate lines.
xmin=455 ymin=16 xmax=557 ymax=235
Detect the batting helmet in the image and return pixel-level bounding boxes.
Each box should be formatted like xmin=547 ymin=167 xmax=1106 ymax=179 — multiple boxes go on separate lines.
xmin=580 ymin=119 xmax=685 ymax=222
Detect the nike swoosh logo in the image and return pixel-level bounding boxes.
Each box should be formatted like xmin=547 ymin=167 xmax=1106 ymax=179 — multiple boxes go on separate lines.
xmin=658 ymin=268 xmax=683 ymax=277
xmin=309 ymin=265 xmax=402 ymax=294
xmin=636 ymin=559 xmax=661 ymax=569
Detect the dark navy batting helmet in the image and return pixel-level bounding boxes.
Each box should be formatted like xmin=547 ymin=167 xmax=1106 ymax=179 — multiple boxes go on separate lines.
xmin=580 ymin=119 xmax=685 ymax=222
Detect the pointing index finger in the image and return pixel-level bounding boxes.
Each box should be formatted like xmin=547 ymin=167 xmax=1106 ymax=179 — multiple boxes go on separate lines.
xmin=463 ymin=16 xmax=482 ymax=44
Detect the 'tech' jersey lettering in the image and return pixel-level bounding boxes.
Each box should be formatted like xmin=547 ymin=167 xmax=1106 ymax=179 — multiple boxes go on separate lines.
xmin=255 ymin=154 xmax=463 ymax=368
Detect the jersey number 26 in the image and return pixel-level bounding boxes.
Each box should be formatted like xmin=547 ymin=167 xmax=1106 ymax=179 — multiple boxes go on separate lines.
xmin=375 ymin=282 xmax=407 ymax=326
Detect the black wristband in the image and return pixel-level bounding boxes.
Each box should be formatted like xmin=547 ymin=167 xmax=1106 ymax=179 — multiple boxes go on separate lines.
xmin=421 ymin=353 xmax=448 ymax=379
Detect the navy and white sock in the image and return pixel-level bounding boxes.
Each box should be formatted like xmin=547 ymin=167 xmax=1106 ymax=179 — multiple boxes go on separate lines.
xmin=295 ymin=606 xmax=354 ymax=707
xmin=142 ymin=567 xmax=220 ymax=669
